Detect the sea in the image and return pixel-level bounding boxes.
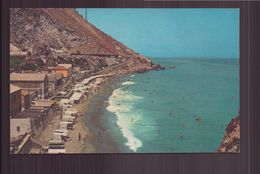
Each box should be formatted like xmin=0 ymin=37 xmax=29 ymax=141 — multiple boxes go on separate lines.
xmin=85 ymin=58 xmax=239 ymax=153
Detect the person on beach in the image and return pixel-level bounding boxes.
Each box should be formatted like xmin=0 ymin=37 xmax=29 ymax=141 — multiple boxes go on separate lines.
xmin=78 ymin=132 xmax=81 ymax=141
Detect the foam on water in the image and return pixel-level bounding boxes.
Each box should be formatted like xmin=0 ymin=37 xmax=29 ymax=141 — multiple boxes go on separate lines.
xmin=106 ymin=87 xmax=143 ymax=152
xmin=104 ymin=58 xmax=239 ymax=152
xmin=121 ymin=81 xmax=135 ymax=86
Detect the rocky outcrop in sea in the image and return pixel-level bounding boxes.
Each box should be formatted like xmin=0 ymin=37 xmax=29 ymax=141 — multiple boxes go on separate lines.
xmin=218 ymin=116 xmax=240 ymax=153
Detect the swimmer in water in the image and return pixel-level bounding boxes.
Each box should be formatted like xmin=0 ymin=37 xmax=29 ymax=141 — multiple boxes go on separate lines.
xmin=180 ymin=135 xmax=183 ymax=140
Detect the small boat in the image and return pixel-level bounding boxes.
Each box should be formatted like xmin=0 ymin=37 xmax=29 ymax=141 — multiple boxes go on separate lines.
xmin=169 ymin=65 xmax=175 ymax=69
xmin=195 ymin=116 xmax=202 ymax=122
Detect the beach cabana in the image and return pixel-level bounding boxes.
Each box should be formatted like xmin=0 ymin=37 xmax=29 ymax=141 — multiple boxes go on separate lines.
xmin=64 ymin=110 xmax=78 ymax=117
xmin=59 ymin=99 xmax=70 ymax=106
xmin=69 ymin=92 xmax=83 ymax=104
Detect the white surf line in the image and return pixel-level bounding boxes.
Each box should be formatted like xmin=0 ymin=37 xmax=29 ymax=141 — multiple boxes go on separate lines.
xmin=106 ymin=88 xmax=143 ymax=152
xmin=122 ymin=81 xmax=135 ymax=85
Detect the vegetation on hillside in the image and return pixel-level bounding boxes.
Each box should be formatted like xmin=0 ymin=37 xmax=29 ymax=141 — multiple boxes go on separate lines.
xmin=10 ymin=56 xmax=24 ymax=71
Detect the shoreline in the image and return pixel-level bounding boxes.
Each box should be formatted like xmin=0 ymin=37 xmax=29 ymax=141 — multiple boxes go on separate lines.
xmin=78 ymin=58 xmax=239 ymax=153
xmin=25 ymin=58 xmax=239 ymax=153
xmin=66 ymin=75 xmax=122 ymax=153
xmin=65 ymin=93 xmax=96 ymax=153
xmin=83 ymin=76 xmax=122 ymax=153
xmin=33 ymin=64 xmax=152 ymax=154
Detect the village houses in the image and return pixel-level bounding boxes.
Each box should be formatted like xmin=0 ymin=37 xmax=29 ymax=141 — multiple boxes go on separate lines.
xmin=10 ymin=73 xmax=49 ymax=99
xmin=10 ymin=84 xmax=22 ymax=117
xmin=47 ymin=73 xmax=64 ymax=95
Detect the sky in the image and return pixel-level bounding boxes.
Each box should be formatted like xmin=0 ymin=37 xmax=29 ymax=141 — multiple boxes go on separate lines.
xmin=77 ymin=8 xmax=239 ymax=59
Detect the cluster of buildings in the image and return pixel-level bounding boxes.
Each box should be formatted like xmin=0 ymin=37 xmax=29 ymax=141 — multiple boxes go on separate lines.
xmin=9 ymin=63 xmax=88 ymax=154
xmin=10 ymin=60 xmax=113 ymax=154
xmin=45 ymin=74 xmax=112 ymax=154
xmin=9 ymin=44 xmax=123 ymax=153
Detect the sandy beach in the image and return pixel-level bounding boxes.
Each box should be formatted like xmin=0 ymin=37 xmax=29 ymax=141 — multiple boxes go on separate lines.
xmin=83 ymin=78 xmax=120 ymax=153
xmin=64 ymin=98 xmax=95 ymax=153
xmin=30 ymin=75 xmax=120 ymax=154
xmin=65 ymin=76 xmax=120 ymax=153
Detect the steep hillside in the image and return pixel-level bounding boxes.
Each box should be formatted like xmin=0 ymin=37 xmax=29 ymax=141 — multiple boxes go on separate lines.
xmin=10 ymin=8 xmax=159 ymax=73
xmin=218 ymin=116 xmax=240 ymax=153
xmin=10 ymin=8 xmax=137 ymax=56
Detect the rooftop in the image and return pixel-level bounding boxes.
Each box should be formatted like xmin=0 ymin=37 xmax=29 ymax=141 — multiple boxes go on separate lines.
xmin=10 ymin=73 xmax=47 ymax=82
xmin=48 ymin=66 xmax=68 ymax=70
xmin=70 ymin=92 xmax=82 ymax=101
xmin=58 ymin=64 xmax=72 ymax=69
xmin=10 ymin=118 xmax=31 ymax=139
xmin=47 ymin=74 xmax=57 ymax=82
xmin=21 ymin=90 xmax=29 ymax=96
xmin=60 ymin=99 xmax=70 ymax=103
xmin=31 ymin=99 xmax=56 ymax=107
xmin=47 ymin=73 xmax=63 ymax=81
xmin=14 ymin=111 xmax=44 ymax=118
xmin=10 ymin=84 xmax=21 ymax=93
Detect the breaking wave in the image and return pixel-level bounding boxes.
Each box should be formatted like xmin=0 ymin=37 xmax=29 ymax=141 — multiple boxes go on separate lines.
xmin=106 ymin=87 xmax=143 ymax=152
xmin=121 ymin=81 xmax=135 ymax=86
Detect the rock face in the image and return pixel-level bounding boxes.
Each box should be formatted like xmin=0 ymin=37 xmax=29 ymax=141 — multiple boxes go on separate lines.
xmin=218 ymin=116 xmax=240 ymax=153
xmin=10 ymin=8 xmax=156 ymax=74
xmin=151 ymin=63 xmax=165 ymax=70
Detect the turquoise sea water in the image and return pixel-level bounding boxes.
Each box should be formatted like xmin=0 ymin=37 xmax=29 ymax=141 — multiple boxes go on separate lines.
xmin=103 ymin=58 xmax=239 ymax=153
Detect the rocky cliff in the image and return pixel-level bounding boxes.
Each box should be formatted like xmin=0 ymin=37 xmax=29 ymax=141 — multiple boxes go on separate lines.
xmin=10 ymin=8 xmax=161 ymax=73
xmin=218 ymin=116 xmax=240 ymax=153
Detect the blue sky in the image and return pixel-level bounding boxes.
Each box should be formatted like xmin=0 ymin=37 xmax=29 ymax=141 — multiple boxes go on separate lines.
xmin=77 ymin=8 xmax=239 ymax=58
